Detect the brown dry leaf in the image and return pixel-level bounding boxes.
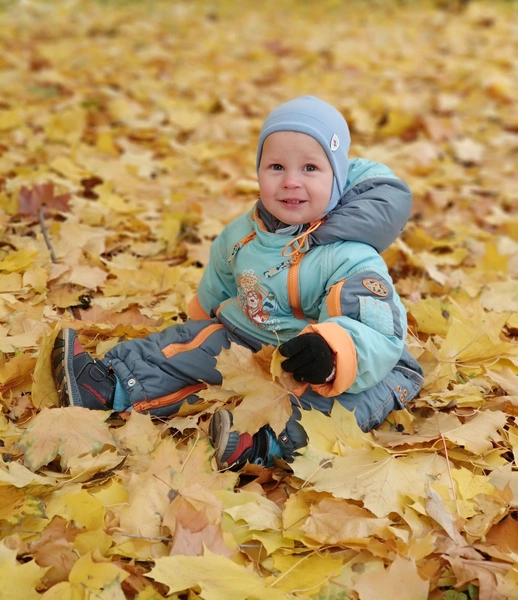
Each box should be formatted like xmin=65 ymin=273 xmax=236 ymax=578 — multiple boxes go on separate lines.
xmin=301 ymin=497 xmax=393 ymax=546
xmin=353 ymin=554 xmax=429 ymax=600
xmin=446 ymin=556 xmax=510 ymax=600
xmin=18 ymin=183 xmax=71 ymax=217
xmin=26 ymin=516 xmax=80 ymax=587
xmin=16 ymin=407 xmax=120 ymax=471
xmin=169 ymin=523 xmax=234 ymax=558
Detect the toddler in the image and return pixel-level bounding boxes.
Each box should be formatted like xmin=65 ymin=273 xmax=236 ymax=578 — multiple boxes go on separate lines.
xmin=52 ymin=96 xmax=424 ymax=470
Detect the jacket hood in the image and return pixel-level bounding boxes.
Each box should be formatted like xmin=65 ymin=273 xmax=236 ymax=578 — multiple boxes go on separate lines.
xmin=255 ymin=158 xmax=413 ymax=254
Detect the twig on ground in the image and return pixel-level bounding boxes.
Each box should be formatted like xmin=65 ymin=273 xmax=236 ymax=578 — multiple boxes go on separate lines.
xmin=38 ymin=206 xmax=78 ymax=319
xmin=38 ymin=207 xmax=58 ymax=264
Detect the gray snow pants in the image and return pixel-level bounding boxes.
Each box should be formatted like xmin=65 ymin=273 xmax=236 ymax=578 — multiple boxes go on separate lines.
xmin=104 ymin=318 xmax=424 ymax=456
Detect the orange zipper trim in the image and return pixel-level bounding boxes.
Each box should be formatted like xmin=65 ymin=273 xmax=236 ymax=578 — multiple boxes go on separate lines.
xmin=326 ymin=279 xmax=346 ymax=317
xmin=287 ymin=254 xmax=305 ymax=320
xmin=162 ymin=323 xmax=225 ymax=359
xmin=252 ymin=207 xmax=268 ymax=231
xmin=229 ymin=231 xmax=257 ymax=261
xmin=133 ymin=382 xmax=207 ymax=412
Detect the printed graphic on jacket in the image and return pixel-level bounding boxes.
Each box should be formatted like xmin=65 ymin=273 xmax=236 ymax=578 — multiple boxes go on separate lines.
xmin=237 ymin=269 xmax=280 ymax=330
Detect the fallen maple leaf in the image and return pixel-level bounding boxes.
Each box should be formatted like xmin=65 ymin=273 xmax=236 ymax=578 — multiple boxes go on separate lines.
xmin=148 ymin=548 xmax=287 ymax=600
xmin=353 ymin=554 xmax=429 ymax=600
xmin=18 ymin=183 xmax=71 ymax=217
xmin=0 ymin=543 xmax=48 ymax=600
xmin=269 ymin=347 xmax=286 ymax=380
xmin=292 ymin=444 xmax=451 ymax=518
xmin=43 ymin=551 xmax=129 ymax=599
xmin=215 ymin=343 xmax=293 ymax=436
xmin=16 ymin=407 xmax=120 ymax=471
xmin=301 ymin=496 xmax=393 ymax=545
xmin=31 ymin=328 xmax=60 ymax=410
xmin=27 ymin=516 xmax=80 ymax=588
xmin=265 ymin=551 xmax=344 ymax=596
xmin=446 ymin=556 xmax=510 ymax=600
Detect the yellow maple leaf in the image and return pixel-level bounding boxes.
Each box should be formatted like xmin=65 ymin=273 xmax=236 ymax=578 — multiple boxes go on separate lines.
xmin=215 ymin=343 xmax=293 ymax=436
xmin=480 ymin=280 xmax=518 ymax=313
xmin=148 ymin=548 xmax=287 ymax=600
xmin=0 ymin=543 xmax=48 ymax=600
xmin=269 ymin=347 xmax=286 ymax=380
xmin=217 ymin=489 xmax=283 ymax=532
xmin=69 ymin=552 xmax=129 ymax=589
xmin=265 ymin=551 xmax=343 ymax=596
xmin=31 ymin=327 xmax=60 ymax=410
xmin=375 ymin=409 xmax=507 ymax=456
xmin=407 ymin=296 xmax=449 ymax=337
xmin=45 ymin=107 xmax=86 ymax=146
xmin=40 ymin=552 xmax=128 ymax=598
xmin=113 ymin=411 xmax=161 ymax=455
xmin=0 ymin=249 xmax=38 ymax=273
xmin=74 ymin=528 xmax=113 ymax=559
xmin=46 ymin=488 xmax=105 ymax=531
xmin=300 ymin=403 xmax=375 ymax=454
xmin=49 ymin=156 xmax=90 ymax=182
xmin=0 ymin=486 xmax=45 ymax=524
xmin=292 ymin=445 xmax=453 ymax=518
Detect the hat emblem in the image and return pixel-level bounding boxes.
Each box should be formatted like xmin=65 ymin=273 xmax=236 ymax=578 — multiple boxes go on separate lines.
xmin=330 ymin=134 xmax=340 ymax=152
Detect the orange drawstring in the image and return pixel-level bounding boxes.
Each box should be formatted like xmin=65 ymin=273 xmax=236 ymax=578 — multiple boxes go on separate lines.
xmin=281 ymin=220 xmax=323 ymax=261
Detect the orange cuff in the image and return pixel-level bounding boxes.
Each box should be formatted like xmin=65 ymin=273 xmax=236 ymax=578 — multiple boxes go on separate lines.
xmin=300 ymin=322 xmax=357 ymax=397
xmin=188 ymin=295 xmax=210 ymax=320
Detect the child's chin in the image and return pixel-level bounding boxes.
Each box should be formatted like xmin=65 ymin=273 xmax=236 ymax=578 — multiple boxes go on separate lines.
xmin=272 ymin=209 xmax=308 ymax=225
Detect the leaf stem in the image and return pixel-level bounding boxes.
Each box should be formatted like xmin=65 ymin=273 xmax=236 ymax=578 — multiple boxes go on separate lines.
xmin=269 ymin=551 xmax=314 ymax=588
xmin=440 ymin=433 xmax=460 ymax=516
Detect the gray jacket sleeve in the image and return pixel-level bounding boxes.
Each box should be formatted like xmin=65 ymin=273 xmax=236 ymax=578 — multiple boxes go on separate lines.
xmin=322 ymin=177 xmax=412 ymax=253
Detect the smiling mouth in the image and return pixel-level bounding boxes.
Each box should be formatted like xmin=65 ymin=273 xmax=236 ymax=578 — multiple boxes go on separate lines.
xmin=280 ymin=199 xmax=306 ymax=205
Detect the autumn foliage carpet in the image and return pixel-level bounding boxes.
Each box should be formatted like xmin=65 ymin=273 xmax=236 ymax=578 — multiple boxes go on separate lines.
xmin=0 ymin=1 xmax=517 ymax=599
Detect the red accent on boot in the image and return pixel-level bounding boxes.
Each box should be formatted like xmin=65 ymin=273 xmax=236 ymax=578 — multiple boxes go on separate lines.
xmin=73 ymin=337 xmax=84 ymax=356
xmin=225 ymin=433 xmax=253 ymax=465
xmin=82 ymin=383 xmax=107 ymax=405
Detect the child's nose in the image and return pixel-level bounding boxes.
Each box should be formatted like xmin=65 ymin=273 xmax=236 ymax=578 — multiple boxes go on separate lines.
xmin=282 ymin=172 xmax=301 ymax=188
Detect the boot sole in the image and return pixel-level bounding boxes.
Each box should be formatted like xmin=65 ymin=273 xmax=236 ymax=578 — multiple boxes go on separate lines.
xmin=52 ymin=329 xmax=82 ymax=408
xmin=209 ymin=410 xmax=232 ymax=468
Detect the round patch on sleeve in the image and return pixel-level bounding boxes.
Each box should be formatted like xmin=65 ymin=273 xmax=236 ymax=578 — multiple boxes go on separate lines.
xmin=362 ymin=278 xmax=389 ymax=297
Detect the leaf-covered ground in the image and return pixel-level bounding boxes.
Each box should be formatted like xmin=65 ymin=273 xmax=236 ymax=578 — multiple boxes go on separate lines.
xmin=0 ymin=1 xmax=517 ymax=598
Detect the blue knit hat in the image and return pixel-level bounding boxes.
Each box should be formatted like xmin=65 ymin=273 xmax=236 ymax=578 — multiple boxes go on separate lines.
xmin=256 ymin=96 xmax=350 ymax=214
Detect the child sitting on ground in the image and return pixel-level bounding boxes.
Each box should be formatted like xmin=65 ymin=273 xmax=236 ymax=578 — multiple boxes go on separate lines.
xmin=52 ymin=96 xmax=424 ymax=471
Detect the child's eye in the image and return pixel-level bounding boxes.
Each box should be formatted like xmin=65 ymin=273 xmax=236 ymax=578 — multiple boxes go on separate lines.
xmin=304 ymin=164 xmax=317 ymax=172
xmin=271 ymin=164 xmax=284 ymax=171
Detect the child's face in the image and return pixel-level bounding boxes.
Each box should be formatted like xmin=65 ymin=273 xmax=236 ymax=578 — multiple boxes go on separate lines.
xmin=258 ymin=132 xmax=333 ymax=225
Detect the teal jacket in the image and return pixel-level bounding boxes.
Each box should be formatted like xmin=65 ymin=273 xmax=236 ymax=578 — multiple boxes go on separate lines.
xmin=190 ymin=158 xmax=411 ymax=399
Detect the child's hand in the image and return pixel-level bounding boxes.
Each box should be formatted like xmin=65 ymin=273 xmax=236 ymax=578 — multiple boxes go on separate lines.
xmin=279 ymin=333 xmax=335 ymax=384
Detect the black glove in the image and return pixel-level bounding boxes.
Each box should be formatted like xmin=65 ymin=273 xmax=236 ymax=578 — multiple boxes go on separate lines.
xmin=279 ymin=333 xmax=335 ymax=384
